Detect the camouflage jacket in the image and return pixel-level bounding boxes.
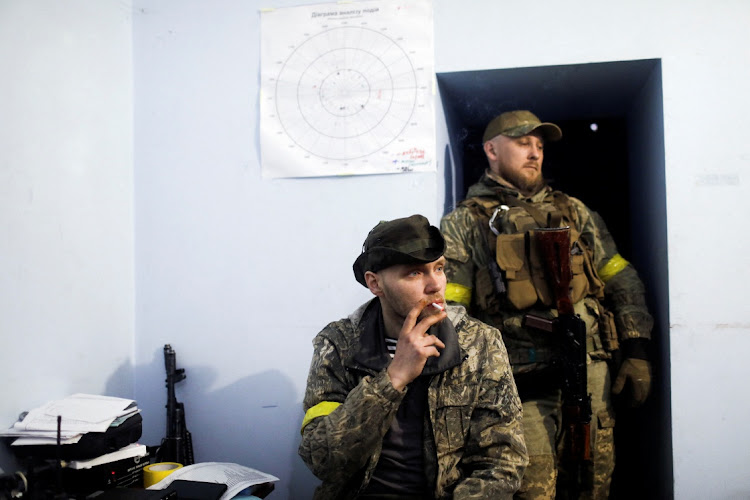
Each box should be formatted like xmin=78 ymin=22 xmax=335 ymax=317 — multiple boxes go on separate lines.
xmin=298 ymin=298 xmax=527 ymax=499
xmin=440 ymin=172 xmax=653 ymax=371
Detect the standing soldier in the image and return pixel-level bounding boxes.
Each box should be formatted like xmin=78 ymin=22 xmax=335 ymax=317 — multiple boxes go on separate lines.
xmin=440 ymin=110 xmax=654 ymax=499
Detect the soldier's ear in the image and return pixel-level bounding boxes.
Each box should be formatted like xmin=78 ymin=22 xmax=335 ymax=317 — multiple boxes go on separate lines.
xmin=364 ymin=271 xmax=384 ymax=297
xmin=483 ymin=140 xmax=496 ymax=160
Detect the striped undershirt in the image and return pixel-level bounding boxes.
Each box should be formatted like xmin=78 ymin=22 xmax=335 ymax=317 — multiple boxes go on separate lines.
xmin=385 ymin=337 xmax=397 ymax=358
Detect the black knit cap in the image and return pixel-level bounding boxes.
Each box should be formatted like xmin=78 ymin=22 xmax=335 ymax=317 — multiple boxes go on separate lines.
xmin=353 ymin=214 xmax=445 ymax=287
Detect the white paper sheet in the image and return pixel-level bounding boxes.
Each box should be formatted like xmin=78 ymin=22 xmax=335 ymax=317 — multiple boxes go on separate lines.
xmin=147 ymin=462 xmax=279 ymax=500
xmin=5 ymin=394 xmax=137 ymax=435
xmin=260 ymin=0 xmax=435 ymax=178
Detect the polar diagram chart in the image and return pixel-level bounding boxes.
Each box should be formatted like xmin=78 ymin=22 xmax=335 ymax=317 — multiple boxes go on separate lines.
xmin=274 ymin=26 xmax=418 ymax=161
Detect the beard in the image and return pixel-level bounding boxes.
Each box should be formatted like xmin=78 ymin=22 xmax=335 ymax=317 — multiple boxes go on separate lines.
xmin=501 ymin=165 xmax=545 ymax=196
xmin=379 ymin=282 xmax=443 ymax=324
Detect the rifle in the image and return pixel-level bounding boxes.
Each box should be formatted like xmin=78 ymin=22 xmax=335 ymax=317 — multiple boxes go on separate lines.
xmin=157 ymin=344 xmax=195 ymax=466
xmin=522 ymin=227 xmax=592 ymax=497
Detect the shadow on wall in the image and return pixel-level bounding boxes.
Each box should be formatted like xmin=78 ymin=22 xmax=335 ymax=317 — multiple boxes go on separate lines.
xmin=106 ymin=349 xmax=320 ymax=500
xmin=0 ymin=351 xmax=319 ymax=499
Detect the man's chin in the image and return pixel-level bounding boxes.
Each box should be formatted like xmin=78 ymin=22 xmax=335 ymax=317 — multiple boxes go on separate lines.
xmin=519 ymin=176 xmax=544 ymax=195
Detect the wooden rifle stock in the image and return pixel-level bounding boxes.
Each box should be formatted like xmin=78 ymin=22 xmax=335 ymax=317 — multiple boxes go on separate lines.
xmin=533 ymin=227 xmax=574 ymax=315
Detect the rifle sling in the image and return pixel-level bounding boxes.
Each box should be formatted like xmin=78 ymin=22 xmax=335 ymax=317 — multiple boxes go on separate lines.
xmin=498 ymin=192 xmax=563 ymax=228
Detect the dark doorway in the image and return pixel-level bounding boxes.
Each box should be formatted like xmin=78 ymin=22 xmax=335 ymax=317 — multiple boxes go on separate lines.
xmin=437 ymin=59 xmax=672 ymax=499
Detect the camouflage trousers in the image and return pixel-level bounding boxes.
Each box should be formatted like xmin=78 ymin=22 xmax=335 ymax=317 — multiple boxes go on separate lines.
xmin=514 ymin=360 xmax=616 ymax=500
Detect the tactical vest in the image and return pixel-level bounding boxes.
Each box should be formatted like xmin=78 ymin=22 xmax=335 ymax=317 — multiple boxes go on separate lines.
xmin=461 ymin=189 xmax=606 ymax=313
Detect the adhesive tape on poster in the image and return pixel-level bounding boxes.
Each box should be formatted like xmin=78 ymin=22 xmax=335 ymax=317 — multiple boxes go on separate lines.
xmin=143 ymin=462 xmax=183 ymax=488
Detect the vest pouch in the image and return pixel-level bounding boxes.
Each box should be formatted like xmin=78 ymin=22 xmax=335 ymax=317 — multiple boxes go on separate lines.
xmin=568 ymin=252 xmax=589 ymax=304
xmin=598 ymin=306 xmax=619 ymax=352
xmin=495 ymin=233 xmax=538 ymax=310
xmin=528 ymin=234 xmax=592 ymax=307
xmin=582 ymin=245 xmax=606 ymax=300
xmin=528 ymin=234 xmax=554 ymax=307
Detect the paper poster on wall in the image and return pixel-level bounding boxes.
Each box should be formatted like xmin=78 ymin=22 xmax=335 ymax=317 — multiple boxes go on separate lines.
xmin=260 ymin=0 xmax=435 ymax=178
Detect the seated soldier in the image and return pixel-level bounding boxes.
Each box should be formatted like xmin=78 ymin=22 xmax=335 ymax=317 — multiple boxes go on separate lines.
xmin=298 ymin=214 xmax=528 ymax=500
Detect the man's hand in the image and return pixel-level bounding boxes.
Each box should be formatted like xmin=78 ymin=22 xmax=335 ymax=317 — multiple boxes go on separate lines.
xmin=387 ymin=299 xmax=446 ymax=391
xmin=612 ymin=358 xmax=652 ymax=407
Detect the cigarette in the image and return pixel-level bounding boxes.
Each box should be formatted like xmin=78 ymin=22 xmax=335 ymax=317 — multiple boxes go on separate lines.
xmin=431 ymin=302 xmax=444 ymax=311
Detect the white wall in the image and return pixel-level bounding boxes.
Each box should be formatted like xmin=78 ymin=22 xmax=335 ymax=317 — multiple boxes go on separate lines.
xmin=0 ymin=0 xmax=135 ymax=467
xmin=3 ymin=1 xmax=750 ymax=499
xmin=131 ymin=1 xmax=442 ymax=497
xmin=133 ymin=1 xmax=750 ymax=497
xmin=431 ymin=2 xmax=750 ymax=499
xmin=440 ymin=2 xmax=750 ymax=497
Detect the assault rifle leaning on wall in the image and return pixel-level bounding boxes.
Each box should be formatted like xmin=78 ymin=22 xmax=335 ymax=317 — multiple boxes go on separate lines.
xmin=156 ymin=344 xmax=194 ymax=466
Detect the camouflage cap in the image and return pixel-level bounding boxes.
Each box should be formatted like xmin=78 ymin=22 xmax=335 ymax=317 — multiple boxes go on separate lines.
xmin=353 ymin=214 xmax=445 ymax=287
xmin=482 ymin=110 xmax=562 ymax=143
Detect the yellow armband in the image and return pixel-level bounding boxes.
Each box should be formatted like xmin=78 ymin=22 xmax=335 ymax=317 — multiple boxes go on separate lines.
xmin=300 ymin=401 xmax=341 ymax=434
xmin=598 ymin=253 xmax=629 ymax=283
xmin=445 ymin=282 xmax=472 ymax=308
